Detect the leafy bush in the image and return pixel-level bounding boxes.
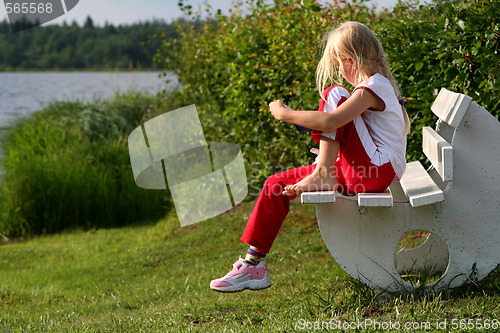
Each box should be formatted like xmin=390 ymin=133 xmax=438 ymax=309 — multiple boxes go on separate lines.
xmin=155 ymin=0 xmax=498 ymax=183
xmin=377 ymin=0 xmax=500 ymax=160
xmin=156 ymin=0 xmax=379 ymax=186
xmin=0 ymin=94 xmax=172 ymax=237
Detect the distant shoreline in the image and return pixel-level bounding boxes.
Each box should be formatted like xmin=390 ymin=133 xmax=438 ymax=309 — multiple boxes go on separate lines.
xmin=0 ymin=71 xmax=175 ymax=129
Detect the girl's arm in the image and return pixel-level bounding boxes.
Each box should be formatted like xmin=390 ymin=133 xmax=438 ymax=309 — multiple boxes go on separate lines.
xmin=269 ymin=89 xmax=381 ymax=132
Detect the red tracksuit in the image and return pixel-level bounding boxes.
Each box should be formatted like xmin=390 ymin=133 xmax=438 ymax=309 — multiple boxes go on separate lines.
xmin=241 ymin=86 xmax=396 ymax=253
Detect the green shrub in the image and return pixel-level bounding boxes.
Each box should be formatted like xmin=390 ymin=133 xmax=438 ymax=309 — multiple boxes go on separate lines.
xmin=377 ymin=0 xmax=500 ymax=161
xmin=155 ymin=0 xmax=498 ymax=185
xmin=156 ymin=0 xmax=378 ymax=187
xmin=0 ymin=95 xmax=172 ymax=237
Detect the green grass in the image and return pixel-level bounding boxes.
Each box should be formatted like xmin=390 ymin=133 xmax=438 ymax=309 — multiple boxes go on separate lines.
xmin=1 ymin=199 xmax=499 ymax=332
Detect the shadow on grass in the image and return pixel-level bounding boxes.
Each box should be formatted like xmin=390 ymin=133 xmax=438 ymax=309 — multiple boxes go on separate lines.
xmin=301 ymin=264 xmax=500 ymax=320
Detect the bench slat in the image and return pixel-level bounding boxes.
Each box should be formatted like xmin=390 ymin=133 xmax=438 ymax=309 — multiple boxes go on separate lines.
xmin=301 ymin=191 xmax=335 ymax=204
xmin=431 ymin=88 xmax=472 ymax=128
xmin=358 ymin=191 xmax=393 ymax=207
xmin=422 ymin=126 xmax=453 ymax=181
xmin=400 ymin=161 xmax=444 ymax=207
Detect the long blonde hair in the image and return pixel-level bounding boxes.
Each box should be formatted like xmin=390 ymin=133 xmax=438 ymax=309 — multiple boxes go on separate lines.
xmin=316 ymin=21 xmax=410 ymax=135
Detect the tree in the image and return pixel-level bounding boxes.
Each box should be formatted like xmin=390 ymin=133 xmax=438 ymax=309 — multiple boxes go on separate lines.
xmin=84 ymin=16 xmax=94 ymax=29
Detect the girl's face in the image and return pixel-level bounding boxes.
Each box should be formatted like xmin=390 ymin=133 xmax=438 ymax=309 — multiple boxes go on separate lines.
xmin=337 ymin=57 xmax=358 ymax=86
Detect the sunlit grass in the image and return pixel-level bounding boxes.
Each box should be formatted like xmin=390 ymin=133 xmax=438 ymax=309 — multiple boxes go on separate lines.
xmin=1 ymin=198 xmax=498 ymax=332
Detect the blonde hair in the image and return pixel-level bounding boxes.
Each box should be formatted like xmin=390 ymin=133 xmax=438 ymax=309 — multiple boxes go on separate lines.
xmin=316 ymin=21 xmax=410 ymax=135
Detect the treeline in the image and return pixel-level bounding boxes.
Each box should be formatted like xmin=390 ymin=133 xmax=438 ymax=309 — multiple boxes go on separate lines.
xmin=155 ymin=0 xmax=499 ymax=183
xmin=0 ymin=17 xmax=177 ymax=70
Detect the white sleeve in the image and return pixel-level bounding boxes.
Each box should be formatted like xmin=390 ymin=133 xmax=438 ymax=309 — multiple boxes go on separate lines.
xmin=320 ymin=86 xmax=351 ymax=141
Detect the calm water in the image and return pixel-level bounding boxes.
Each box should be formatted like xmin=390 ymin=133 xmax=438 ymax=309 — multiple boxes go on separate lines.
xmin=0 ymin=71 xmax=178 ymax=127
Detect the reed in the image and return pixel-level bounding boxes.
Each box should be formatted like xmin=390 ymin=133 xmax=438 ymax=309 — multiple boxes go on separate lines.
xmin=0 ymin=94 xmax=171 ymax=237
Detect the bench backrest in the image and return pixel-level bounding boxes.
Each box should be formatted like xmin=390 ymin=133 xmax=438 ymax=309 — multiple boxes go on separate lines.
xmin=431 ymin=88 xmax=472 ymax=128
xmin=422 ymin=88 xmax=473 ymax=182
xmin=423 ymin=126 xmax=453 ymax=181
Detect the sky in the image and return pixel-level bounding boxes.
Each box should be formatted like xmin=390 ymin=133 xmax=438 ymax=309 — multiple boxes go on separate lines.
xmin=0 ymin=0 xmax=402 ymax=27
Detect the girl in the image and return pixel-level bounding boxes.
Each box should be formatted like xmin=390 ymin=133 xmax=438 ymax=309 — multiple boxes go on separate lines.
xmin=210 ymin=21 xmax=410 ymax=293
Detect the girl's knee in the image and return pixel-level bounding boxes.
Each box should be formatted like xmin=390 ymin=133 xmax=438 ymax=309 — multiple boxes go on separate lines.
xmin=263 ymin=175 xmax=285 ymax=196
xmin=265 ymin=174 xmax=278 ymax=184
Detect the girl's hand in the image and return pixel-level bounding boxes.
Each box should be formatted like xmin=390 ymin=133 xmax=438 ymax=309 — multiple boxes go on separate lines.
xmin=269 ymin=99 xmax=291 ymax=121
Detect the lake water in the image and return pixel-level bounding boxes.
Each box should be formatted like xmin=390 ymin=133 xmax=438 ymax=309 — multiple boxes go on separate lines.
xmin=0 ymin=71 xmax=178 ymax=128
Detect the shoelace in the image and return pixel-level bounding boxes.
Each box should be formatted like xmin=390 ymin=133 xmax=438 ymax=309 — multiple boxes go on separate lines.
xmin=233 ymin=260 xmax=243 ymax=270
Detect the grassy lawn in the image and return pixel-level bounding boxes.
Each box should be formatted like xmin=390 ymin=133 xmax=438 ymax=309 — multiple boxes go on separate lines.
xmin=1 ymin=199 xmax=499 ymax=332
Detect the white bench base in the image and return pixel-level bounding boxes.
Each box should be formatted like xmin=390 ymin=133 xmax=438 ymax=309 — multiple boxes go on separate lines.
xmin=310 ymin=95 xmax=500 ymax=293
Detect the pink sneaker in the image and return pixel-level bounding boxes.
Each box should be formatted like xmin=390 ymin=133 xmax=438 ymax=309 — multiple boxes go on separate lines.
xmin=210 ymin=257 xmax=271 ymax=293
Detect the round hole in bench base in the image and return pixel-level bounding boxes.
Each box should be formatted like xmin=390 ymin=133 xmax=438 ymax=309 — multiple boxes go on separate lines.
xmin=394 ymin=230 xmax=450 ymax=287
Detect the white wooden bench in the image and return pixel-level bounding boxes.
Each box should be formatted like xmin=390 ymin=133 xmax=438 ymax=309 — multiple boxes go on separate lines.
xmin=302 ymin=88 xmax=500 ymax=292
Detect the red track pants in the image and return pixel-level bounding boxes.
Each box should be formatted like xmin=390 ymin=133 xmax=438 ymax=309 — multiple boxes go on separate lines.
xmin=241 ymin=87 xmax=396 ymax=253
